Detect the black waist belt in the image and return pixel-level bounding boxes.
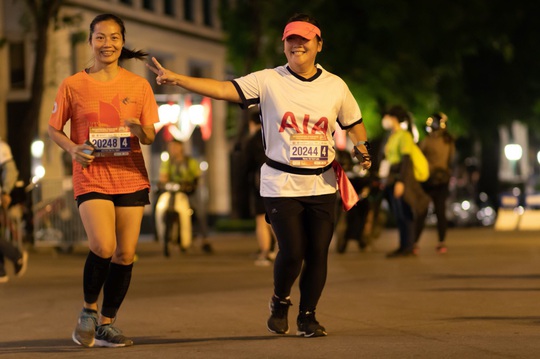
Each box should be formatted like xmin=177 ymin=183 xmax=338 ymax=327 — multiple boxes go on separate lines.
xmin=266 ymin=158 xmax=333 ymax=175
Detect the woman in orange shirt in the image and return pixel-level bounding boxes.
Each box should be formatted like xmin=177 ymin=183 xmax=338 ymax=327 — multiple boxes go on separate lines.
xmin=48 ymin=14 xmax=158 ymax=348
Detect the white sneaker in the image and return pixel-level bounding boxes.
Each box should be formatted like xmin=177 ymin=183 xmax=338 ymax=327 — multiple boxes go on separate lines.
xmin=254 ymin=258 xmax=272 ymax=267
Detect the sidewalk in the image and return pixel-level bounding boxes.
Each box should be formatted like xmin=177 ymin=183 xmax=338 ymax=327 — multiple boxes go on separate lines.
xmin=1 ymin=227 xmax=540 ymax=358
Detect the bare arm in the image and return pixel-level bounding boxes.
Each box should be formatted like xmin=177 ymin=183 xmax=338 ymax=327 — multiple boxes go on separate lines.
xmin=48 ymin=125 xmax=95 ymax=168
xmin=147 ymin=57 xmax=241 ymax=103
xmin=124 ymin=118 xmax=155 ymax=145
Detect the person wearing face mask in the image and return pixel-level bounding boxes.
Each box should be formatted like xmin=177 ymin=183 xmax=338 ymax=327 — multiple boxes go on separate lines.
xmin=48 ymin=14 xmax=158 ymax=347
xmin=381 ymin=106 xmax=430 ymax=258
xmin=147 ymin=13 xmax=372 ymax=337
xmin=414 ymin=113 xmax=455 ymax=253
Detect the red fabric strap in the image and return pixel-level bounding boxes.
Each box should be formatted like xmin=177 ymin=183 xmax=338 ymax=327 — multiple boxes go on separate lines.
xmin=332 ymin=160 xmax=359 ymax=211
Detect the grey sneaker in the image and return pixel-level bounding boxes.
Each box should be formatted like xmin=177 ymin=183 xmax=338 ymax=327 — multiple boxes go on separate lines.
xmin=95 ymin=323 xmax=133 ymax=347
xmin=267 ymin=295 xmax=292 ymax=334
xmin=72 ymin=308 xmax=98 ymax=347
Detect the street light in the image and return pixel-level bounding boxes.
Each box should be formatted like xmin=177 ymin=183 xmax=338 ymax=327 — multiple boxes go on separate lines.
xmin=504 ymin=144 xmax=522 ymax=161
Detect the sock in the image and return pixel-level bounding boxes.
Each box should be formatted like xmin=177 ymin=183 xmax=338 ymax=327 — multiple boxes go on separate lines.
xmin=101 ymin=262 xmax=133 ymax=319
xmin=83 ymin=251 xmax=112 ymax=304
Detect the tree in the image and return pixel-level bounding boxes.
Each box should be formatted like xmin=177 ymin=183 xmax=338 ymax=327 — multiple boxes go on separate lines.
xmin=15 ymin=0 xmax=63 ymax=182
xmin=220 ymin=0 xmax=540 ymax=201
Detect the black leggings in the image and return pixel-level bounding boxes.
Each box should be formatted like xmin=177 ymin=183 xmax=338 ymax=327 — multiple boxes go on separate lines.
xmin=415 ymin=184 xmax=449 ymax=243
xmin=263 ymin=193 xmax=336 ymax=312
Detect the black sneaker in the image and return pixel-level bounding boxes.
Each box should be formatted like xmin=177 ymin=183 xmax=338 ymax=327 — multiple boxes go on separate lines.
xmin=95 ymin=323 xmax=133 ymax=347
xmin=296 ymin=311 xmax=327 ymax=337
xmin=14 ymin=251 xmax=28 ymax=277
xmin=267 ymin=295 xmax=292 ymax=334
xmin=202 ymin=242 xmax=213 ymax=254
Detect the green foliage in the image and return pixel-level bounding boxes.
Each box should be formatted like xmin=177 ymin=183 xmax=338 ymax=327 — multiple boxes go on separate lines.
xmin=220 ymin=0 xmax=540 ymax=143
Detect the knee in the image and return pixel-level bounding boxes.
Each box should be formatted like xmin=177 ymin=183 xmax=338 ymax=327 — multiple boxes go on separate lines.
xmin=88 ymin=241 xmax=116 ymax=259
xmin=278 ymin=249 xmax=303 ymax=268
xmin=113 ymin=250 xmax=136 ymax=265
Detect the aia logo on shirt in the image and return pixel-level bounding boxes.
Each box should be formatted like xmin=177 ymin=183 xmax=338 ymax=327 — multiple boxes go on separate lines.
xmin=279 ymin=112 xmax=328 ymax=137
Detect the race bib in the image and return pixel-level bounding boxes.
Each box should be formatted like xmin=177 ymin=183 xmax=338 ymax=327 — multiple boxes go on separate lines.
xmin=89 ymin=127 xmax=131 ymax=157
xmin=289 ymin=134 xmax=329 ymax=167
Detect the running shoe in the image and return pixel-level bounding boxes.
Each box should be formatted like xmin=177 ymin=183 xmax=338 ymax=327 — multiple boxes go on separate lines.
xmin=267 ymin=295 xmax=292 ymax=334
xmin=202 ymin=242 xmax=213 ymax=254
xmin=254 ymin=255 xmax=272 ymax=267
xmin=14 ymin=251 xmax=28 ymax=277
xmin=72 ymin=308 xmax=98 ymax=347
xmin=95 ymin=323 xmax=133 ymax=347
xmin=296 ymin=311 xmax=327 ymax=337
xmin=436 ymin=243 xmax=448 ymax=254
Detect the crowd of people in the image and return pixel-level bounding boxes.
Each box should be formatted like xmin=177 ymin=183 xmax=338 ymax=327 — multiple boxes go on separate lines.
xmin=0 ymin=10 xmax=459 ymax=349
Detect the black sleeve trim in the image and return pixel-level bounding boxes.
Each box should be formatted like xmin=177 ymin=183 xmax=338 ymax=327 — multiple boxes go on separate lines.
xmin=230 ymin=80 xmax=260 ymax=109
xmin=338 ymin=117 xmax=363 ymax=130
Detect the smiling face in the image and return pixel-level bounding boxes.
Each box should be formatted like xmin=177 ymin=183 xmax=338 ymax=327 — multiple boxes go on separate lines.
xmin=89 ymin=19 xmax=124 ymax=68
xmin=283 ymin=34 xmax=322 ymax=76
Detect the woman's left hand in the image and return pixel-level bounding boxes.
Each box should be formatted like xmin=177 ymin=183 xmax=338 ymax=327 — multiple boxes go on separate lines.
xmin=124 ymin=118 xmax=142 ymax=129
xmin=124 ymin=118 xmax=155 ymax=145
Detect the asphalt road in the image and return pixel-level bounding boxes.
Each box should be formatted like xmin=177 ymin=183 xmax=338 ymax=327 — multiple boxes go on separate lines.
xmin=1 ymin=227 xmax=540 ymax=358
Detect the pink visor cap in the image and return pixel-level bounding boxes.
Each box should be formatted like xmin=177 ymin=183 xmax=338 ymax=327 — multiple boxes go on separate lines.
xmin=282 ymin=21 xmax=321 ymax=41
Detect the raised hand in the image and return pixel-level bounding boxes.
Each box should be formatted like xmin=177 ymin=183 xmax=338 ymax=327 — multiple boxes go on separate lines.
xmin=146 ymin=57 xmax=176 ymax=86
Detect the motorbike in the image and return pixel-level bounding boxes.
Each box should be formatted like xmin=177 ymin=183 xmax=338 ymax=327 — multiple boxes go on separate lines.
xmin=154 ymin=182 xmax=194 ymax=257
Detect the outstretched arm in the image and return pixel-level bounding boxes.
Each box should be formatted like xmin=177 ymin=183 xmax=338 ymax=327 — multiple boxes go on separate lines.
xmin=147 ymin=57 xmax=242 ymax=103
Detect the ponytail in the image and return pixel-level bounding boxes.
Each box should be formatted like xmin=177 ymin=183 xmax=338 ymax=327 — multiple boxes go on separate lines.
xmin=120 ymin=47 xmax=148 ymax=61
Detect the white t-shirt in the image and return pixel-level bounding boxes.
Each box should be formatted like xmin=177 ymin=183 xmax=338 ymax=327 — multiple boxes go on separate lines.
xmin=232 ymin=64 xmax=363 ymax=197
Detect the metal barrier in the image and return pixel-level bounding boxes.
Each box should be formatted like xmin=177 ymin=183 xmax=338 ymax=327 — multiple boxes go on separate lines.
xmin=32 ymin=178 xmax=86 ymax=252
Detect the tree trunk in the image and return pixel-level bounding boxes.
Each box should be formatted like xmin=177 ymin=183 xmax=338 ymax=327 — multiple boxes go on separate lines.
xmin=17 ymin=0 xmax=62 ymax=182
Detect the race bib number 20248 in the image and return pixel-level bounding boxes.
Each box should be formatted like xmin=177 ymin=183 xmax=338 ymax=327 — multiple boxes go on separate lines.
xmin=89 ymin=127 xmax=131 ymax=157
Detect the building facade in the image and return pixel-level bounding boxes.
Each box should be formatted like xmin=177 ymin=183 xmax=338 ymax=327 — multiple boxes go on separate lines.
xmin=0 ymin=0 xmax=231 ymax=224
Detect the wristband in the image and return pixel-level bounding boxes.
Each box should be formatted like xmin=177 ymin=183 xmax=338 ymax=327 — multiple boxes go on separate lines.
xmin=355 ymin=140 xmax=371 ymax=151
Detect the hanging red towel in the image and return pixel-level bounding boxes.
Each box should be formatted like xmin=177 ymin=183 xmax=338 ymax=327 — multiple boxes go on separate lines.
xmin=332 ymin=160 xmax=359 ymax=211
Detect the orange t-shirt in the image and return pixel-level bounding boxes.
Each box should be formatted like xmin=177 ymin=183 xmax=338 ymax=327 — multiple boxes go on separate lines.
xmin=49 ymin=68 xmax=159 ymax=198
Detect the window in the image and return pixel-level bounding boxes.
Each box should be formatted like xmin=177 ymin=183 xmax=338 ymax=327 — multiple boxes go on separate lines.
xmin=143 ymin=0 xmax=154 ymax=11
xmin=203 ymin=0 xmax=213 ymax=26
xmin=9 ymin=42 xmax=25 ymax=89
xmin=184 ymin=0 xmax=194 ymax=22
xmin=164 ymin=0 xmax=175 ymax=16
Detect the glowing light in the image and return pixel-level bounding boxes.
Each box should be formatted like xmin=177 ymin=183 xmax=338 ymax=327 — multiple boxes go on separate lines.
xmin=188 ymin=104 xmax=205 ymax=125
xmin=200 ymin=161 xmax=209 ymax=171
xmin=31 ymin=140 xmax=45 ymax=158
xmin=504 ymin=144 xmax=522 ymax=161
xmin=35 ymin=165 xmax=46 ymax=178
xmin=158 ymin=104 xmax=181 ymax=124
xmin=160 ymin=151 xmax=170 ymax=162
